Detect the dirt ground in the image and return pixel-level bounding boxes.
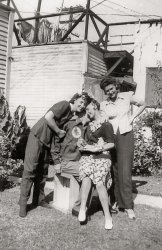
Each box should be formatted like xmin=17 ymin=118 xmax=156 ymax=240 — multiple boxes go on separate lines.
xmin=132 ymin=175 xmax=162 ymax=197
xmin=0 ymin=185 xmax=162 ymax=250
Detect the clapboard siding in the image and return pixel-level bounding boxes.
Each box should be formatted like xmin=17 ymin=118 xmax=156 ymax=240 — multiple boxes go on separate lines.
xmin=10 ymin=43 xmax=85 ymax=126
xmin=87 ymin=44 xmax=107 ymax=76
xmin=0 ymin=8 xmax=9 ymax=89
xmin=0 ymin=4 xmax=14 ymax=94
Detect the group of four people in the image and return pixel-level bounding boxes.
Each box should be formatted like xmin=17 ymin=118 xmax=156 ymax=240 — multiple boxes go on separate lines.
xmin=19 ymin=77 xmax=146 ymax=230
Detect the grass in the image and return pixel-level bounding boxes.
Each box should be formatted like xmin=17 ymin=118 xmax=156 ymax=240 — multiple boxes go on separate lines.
xmin=0 ymin=185 xmax=162 ymax=250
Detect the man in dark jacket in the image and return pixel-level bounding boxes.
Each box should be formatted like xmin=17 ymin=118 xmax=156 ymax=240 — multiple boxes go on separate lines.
xmin=19 ymin=93 xmax=86 ymax=217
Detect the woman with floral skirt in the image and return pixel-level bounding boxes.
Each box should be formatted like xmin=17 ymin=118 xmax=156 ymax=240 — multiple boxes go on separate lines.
xmin=78 ymin=98 xmax=115 ymax=230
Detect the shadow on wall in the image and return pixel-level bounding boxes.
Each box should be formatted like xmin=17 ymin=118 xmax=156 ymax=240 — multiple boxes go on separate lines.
xmin=83 ymin=75 xmax=105 ymax=102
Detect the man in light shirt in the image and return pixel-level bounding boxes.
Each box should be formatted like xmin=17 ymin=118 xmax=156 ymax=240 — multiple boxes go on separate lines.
xmin=100 ymin=77 xmax=146 ymax=220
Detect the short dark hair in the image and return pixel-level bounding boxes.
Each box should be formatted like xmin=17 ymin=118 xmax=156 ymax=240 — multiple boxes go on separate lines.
xmin=100 ymin=76 xmax=118 ymax=90
xmin=69 ymin=93 xmax=82 ymax=104
xmin=87 ymin=98 xmax=100 ymax=110
xmin=82 ymin=92 xmax=92 ymax=107
xmin=69 ymin=92 xmax=92 ymax=106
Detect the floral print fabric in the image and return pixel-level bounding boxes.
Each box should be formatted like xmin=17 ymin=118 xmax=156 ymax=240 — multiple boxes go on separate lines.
xmin=79 ymin=155 xmax=112 ymax=188
xmin=79 ymin=119 xmax=113 ymax=188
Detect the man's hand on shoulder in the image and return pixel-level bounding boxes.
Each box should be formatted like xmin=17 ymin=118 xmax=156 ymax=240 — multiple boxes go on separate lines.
xmin=57 ymin=129 xmax=66 ymax=139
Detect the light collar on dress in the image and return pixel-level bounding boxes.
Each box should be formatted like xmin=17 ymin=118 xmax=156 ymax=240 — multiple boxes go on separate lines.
xmin=89 ymin=117 xmax=106 ymax=133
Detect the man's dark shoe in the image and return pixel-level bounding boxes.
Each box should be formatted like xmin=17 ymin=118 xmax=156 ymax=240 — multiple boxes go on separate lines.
xmin=19 ymin=205 xmax=27 ymax=217
xmin=72 ymin=205 xmax=80 ymax=217
xmin=38 ymin=201 xmax=53 ymax=209
xmin=110 ymin=202 xmax=118 ymax=214
xmin=110 ymin=207 xmax=118 ymax=214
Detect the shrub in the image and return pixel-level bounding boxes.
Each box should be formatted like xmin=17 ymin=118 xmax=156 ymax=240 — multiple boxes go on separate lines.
xmin=0 ymin=95 xmax=30 ymax=190
xmin=133 ymin=109 xmax=162 ymax=176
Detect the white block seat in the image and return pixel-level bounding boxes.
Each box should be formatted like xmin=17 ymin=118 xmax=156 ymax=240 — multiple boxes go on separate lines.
xmin=53 ymin=172 xmax=80 ymax=214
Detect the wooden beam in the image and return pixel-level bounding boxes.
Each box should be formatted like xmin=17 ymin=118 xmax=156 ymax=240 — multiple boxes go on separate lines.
xmin=105 ymin=25 xmax=109 ymax=50
xmin=5 ymin=10 xmax=15 ymax=101
xmin=60 ymin=13 xmax=85 ymax=41
xmin=90 ymin=10 xmax=162 ymax=27
xmin=14 ymin=10 xmax=85 ymax=22
xmin=107 ymin=42 xmax=134 ymax=47
xmin=104 ymin=50 xmax=133 ymax=63
xmin=11 ymin=0 xmax=21 ymax=18
xmin=108 ymin=19 xmax=162 ymax=26
xmin=96 ymin=26 xmax=107 ymax=47
xmin=33 ymin=0 xmax=42 ymax=44
xmin=60 ymin=20 xmax=84 ymax=24
xmin=89 ymin=10 xmax=108 ymax=26
xmin=84 ymin=0 xmax=91 ymax=40
xmin=7 ymin=0 xmax=10 ymax=6
xmin=104 ymin=51 xmax=128 ymax=58
xmin=13 ymin=23 xmax=21 ymax=45
xmin=90 ymin=14 xmax=105 ymax=47
xmin=105 ymin=56 xmax=125 ymax=76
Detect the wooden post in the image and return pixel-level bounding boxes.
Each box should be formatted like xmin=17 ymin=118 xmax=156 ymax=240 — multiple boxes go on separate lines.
xmin=5 ymin=9 xmax=15 ymax=101
xmin=90 ymin=14 xmax=105 ymax=47
xmin=96 ymin=26 xmax=107 ymax=47
xmin=33 ymin=0 xmax=42 ymax=44
xmin=7 ymin=0 xmax=10 ymax=6
xmin=68 ymin=7 xmax=73 ymax=29
xmin=105 ymin=25 xmax=109 ymax=50
xmin=60 ymin=13 xmax=85 ymax=41
xmin=84 ymin=0 xmax=91 ymax=40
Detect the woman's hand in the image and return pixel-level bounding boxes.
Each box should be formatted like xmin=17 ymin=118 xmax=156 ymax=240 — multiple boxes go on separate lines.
xmin=79 ymin=144 xmax=102 ymax=152
xmin=77 ymin=138 xmax=87 ymax=148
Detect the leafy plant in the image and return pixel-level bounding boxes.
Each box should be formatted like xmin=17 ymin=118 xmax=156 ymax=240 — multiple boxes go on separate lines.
xmin=133 ymin=109 xmax=162 ymax=176
xmin=0 ymin=95 xmax=30 ymax=190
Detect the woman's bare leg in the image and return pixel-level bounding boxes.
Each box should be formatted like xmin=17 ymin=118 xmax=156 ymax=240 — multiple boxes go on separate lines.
xmin=78 ymin=177 xmax=91 ymax=222
xmin=80 ymin=177 xmax=92 ymax=210
xmin=96 ymin=181 xmax=113 ymax=229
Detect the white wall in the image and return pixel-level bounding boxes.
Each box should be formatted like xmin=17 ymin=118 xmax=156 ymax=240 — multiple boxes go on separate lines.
xmin=9 ymin=42 xmax=85 ymax=126
xmin=133 ymin=23 xmax=162 ymax=101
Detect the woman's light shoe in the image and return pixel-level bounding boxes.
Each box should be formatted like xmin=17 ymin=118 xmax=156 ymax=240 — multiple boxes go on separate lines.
xmin=125 ymin=209 xmax=136 ymax=220
xmin=105 ymin=218 xmax=113 ymax=230
xmin=78 ymin=208 xmax=87 ymax=222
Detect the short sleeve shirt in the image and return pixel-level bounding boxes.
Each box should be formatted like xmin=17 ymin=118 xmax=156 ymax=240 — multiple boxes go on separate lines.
xmin=31 ymin=101 xmax=73 ymax=147
xmin=100 ymin=91 xmax=134 ymax=134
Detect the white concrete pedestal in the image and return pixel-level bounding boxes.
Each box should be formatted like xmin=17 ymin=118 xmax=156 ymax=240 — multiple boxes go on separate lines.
xmin=53 ymin=173 xmax=80 ymax=214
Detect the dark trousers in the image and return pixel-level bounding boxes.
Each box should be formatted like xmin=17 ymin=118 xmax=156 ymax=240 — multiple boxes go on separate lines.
xmin=113 ymin=130 xmax=134 ymax=209
xmin=19 ymin=132 xmax=49 ymax=206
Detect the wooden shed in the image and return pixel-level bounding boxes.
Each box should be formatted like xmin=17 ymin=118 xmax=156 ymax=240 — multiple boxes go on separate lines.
xmin=0 ymin=3 xmax=14 ymax=94
xmin=9 ymin=41 xmax=107 ymax=126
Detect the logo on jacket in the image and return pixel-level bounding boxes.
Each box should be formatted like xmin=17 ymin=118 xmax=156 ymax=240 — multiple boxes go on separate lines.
xmin=72 ymin=126 xmax=82 ymax=138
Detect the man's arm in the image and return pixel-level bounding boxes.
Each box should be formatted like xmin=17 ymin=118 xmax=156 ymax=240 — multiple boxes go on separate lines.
xmin=129 ymin=95 xmax=146 ymax=124
xmin=45 ymin=111 xmax=66 ymax=138
xmin=50 ymin=136 xmax=61 ymax=164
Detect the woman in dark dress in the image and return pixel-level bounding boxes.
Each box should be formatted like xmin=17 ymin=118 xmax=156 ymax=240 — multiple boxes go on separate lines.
xmin=78 ymin=99 xmax=115 ymax=230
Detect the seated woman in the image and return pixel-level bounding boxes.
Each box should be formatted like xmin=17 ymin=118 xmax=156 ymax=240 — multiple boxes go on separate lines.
xmin=78 ymin=99 xmax=115 ymax=230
